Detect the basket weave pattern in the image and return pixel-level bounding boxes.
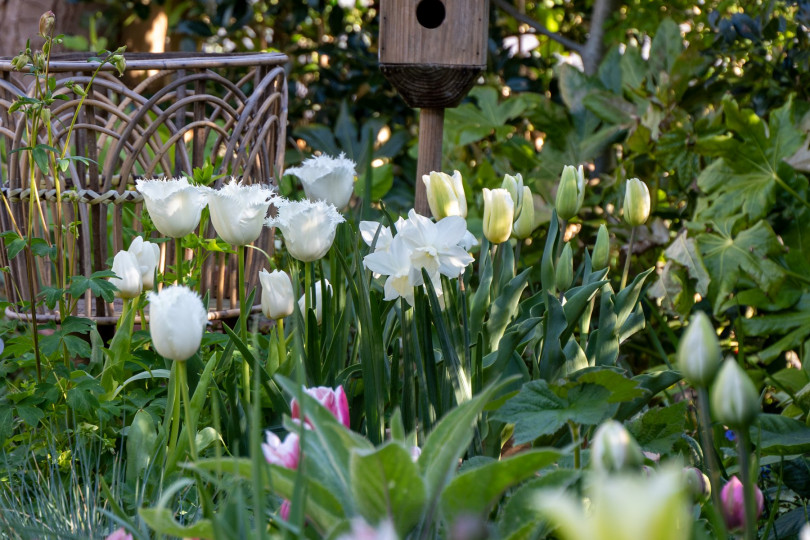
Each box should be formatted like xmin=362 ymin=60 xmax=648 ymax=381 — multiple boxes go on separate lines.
xmin=0 ymin=52 xmax=288 ymax=323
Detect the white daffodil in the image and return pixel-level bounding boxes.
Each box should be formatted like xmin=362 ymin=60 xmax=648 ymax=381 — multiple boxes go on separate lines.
xmin=396 ymin=210 xmax=474 ymax=285
xmin=285 ymin=153 xmax=357 ymax=210
xmin=359 ymin=221 xmax=395 ymax=253
xmin=206 ymin=179 xmax=276 ymax=246
xmin=136 ymin=177 xmax=208 ymax=238
xmin=363 ymin=234 xmax=442 ymax=305
xmin=266 ymin=199 xmax=345 ymax=262
xmin=147 ymin=285 xmax=207 ymax=362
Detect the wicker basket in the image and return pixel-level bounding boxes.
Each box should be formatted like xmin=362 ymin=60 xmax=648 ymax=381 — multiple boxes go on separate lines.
xmin=0 ymin=52 xmax=288 ymax=324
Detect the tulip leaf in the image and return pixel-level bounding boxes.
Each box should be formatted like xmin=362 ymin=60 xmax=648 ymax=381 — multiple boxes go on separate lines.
xmin=469 ymin=243 xmax=493 ymax=341
xmin=419 ymin=379 xmax=509 ymax=505
xmin=487 ymin=268 xmax=530 ymax=351
xmin=440 ymin=449 xmax=562 ymax=524
xmin=139 ymin=508 xmax=214 ymax=538
xmin=349 ymin=442 xmax=426 ymax=537
xmin=192 ymin=458 xmax=345 ymax=532
xmin=126 ymin=409 xmax=157 ymax=484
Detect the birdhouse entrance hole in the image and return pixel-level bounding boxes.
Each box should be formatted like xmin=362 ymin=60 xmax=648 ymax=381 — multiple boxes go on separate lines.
xmin=416 ymin=0 xmax=446 ymax=29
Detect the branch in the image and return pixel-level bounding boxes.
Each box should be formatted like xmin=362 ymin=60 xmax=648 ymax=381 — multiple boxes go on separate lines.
xmin=581 ymin=0 xmax=615 ymax=75
xmin=491 ymin=0 xmax=584 ymax=54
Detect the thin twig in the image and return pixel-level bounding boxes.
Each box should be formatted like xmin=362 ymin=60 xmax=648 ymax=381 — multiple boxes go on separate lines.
xmin=491 ymin=0 xmax=584 ymax=53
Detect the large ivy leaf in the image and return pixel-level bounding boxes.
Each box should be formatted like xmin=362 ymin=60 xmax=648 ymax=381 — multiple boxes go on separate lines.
xmin=697 ymin=219 xmax=786 ymax=314
xmin=492 ymin=368 xmax=644 ymax=445
xmin=664 ymin=232 xmax=710 ymax=296
xmin=696 ymin=97 xmax=803 ymax=222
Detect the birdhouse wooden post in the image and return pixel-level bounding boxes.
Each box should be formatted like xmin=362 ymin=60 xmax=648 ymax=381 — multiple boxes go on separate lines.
xmin=379 ymin=0 xmax=489 ymax=215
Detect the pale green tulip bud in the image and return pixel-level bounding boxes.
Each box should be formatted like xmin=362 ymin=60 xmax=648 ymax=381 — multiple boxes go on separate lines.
xmin=512 ymin=186 xmax=535 ymax=239
xmin=555 ymin=165 xmax=585 ymax=221
xmin=592 ymin=224 xmax=610 ymax=271
xmin=501 ymin=173 xmax=524 ymax=217
xmin=684 ymin=467 xmax=711 ymax=504
xmin=39 ymin=11 xmax=55 ymax=38
xmin=423 ymin=170 xmax=466 ymax=219
xmin=678 ymin=312 xmax=722 ymax=388
xmin=555 ymin=242 xmax=574 ymax=291
xmin=590 ymin=420 xmax=643 ymax=473
xmin=623 ymin=178 xmax=651 ymax=227
xmin=711 ymin=358 xmax=760 ymax=429
xmin=482 ymin=188 xmax=514 ymax=244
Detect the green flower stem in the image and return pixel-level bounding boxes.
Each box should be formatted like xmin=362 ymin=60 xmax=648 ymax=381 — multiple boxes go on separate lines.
xmin=736 ymin=428 xmax=757 ymax=540
xmin=175 ymin=237 xmax=183 ymax=286
xmin=166 ymin=362 xmax=181 ymax=459
xmin=514 ymin=240 xmax=522 ymax=274
xmin=620 ymin=226 xmax=636 ymax=290
xmin=556 ymin=218 xmax=568 ymax=259
xmin=697 ymin=387 xmax=725 ymax=531
xmin=276 ymin=318 xmax=286 ymax=374
xmin=177 ymin=360 xmax=197 ymax=461
xmin=304 ymin=261 xmax=313 ymax=318
xmin=237 ymin=244 xmax=249 ymax=406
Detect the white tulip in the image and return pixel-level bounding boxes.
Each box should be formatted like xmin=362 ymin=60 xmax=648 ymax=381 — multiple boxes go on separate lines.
xmin=206 ymin=179 xmax=277 ymax=246
xmin=259 ymin=269 xmax=294 ymax=320
xmin=266 ymin=199 xmax=345 ymax=262
xmin=285 ymin=153 xmax=357 ymax=210
xmin=127 ymin=236 xmax=161 ymax=290
xmin=482 ymin=188 xmax=514 ymax=244
xmin=136 ymin=177 xmax=207 ymax=238
xmin=147 ymin=285 xmax=207 ymax=362
xmin=298 ymin=280 xmax=332 ymax=324
xmin=109 ymin=250 xmax=142 ymax=299
xmin=423 ymin=170 xmax=467 ymax=219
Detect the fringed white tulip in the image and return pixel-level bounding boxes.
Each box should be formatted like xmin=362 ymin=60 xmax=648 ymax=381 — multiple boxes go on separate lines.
xmin=136 ymin=177 xmax=207 ymax=239
xmin=285 ymin=153 xmax=357 ymax=210
xmin=266 ymin=199 xmax=345 ymax=263
xmin=206 ymin=179 xmax=277 ymax=247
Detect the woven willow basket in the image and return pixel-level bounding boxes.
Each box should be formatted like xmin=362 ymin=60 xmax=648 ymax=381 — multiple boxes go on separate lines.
xmin=0 ymin=52 xmax=288 ymax=324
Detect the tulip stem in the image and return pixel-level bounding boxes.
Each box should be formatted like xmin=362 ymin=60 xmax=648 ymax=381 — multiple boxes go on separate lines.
xmin=620 ymin=226 xmax=635 ymax=290
xmin=736 ymin=429 xmax=758 ymax=540
xmin=514 ymin=240 xmax=522 ymax=274
xmin=175 ymin=237 xmax=183 ymax=286
xmin=568 ymin=421 xmax=581 ymax=469
xmin=237 ymin=244 xmax=249 ymax=406
xmin=697 ymin=387 xmax=725 ymax=531
xmin=177 ymin=360 xmax=198 ymax=461
xmin=275 ymin=318 xmax=286 ymax=374
xmin=167 ymin=361 xmax=181 ymax=459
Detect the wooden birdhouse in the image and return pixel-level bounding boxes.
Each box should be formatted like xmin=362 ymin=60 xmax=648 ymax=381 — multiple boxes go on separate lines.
xmin=379 ymin=0 xmax=489 ymax=108
xmin=379 ymin=0 xmax=489 ymax=215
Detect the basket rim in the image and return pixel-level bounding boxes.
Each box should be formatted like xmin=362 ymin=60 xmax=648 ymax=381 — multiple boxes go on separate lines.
xmin=4 ymin=303 xmax=264 ymax=325
xmin=0 ymin=51 xmax=289 ymax=73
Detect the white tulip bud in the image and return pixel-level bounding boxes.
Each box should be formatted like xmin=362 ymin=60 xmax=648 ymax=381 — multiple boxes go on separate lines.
xmin=556 ymin=165 xmax=585 ymax=221
xmin=678 ymin=312 xmax=722 ymax=388
xmin=298 ymin=280 xmax=332 ymax=324
xmin=259 ymin=269 xmax=294 ymax=320
xmin=109 ymin=250 xmax=142 ymax=299
xmin=501 ymin=173 xmax=524 ymax=216
xmin=711 ymin=359 xmax=760 ymax=429
xmin=147 ymin=285 xmax=207 ymax=362
xmin=127 ymin=236 xmax=161 ymax=290
xmin=512 ymin=186 xmax=535 ymax=239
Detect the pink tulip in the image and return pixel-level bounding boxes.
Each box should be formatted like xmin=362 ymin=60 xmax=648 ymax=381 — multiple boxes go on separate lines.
xmin=291 ymin=386 xmax=350 ymax=429
xmin=721 ymin=475 xmax=764 ymax=531
xmin=279 ymin=499 xmax=291 ymax=521
xmin=262 ymin=431 xmax=300 ymax=469
xmin=105 ymin=528 xmax=133 ymax=540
